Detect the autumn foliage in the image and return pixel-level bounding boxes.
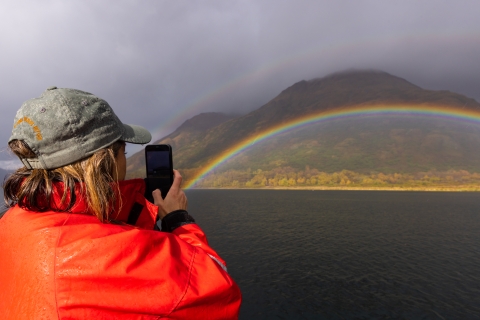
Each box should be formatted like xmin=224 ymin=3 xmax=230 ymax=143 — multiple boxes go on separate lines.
xmin=181 ymin=166 xmax=480 ymax=190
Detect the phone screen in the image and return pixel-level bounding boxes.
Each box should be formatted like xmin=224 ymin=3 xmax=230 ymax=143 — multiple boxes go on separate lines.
xmin=145 ymin=144 xmax=173 ymax=201
xmin=146 ymin=151 xmax=171 ymax=178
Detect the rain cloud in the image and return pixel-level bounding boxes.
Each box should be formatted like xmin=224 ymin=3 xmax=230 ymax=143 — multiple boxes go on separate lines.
xmin=1 ymin=0 xmax=479 ymax=165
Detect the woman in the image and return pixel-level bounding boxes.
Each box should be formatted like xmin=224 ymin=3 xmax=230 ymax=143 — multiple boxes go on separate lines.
xmin=0 ymin=87 xmax=241 ymax=319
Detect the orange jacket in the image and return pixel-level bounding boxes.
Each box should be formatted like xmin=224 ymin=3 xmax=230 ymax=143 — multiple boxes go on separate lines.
xmin=0 ymin=179 xmax=241 ymax=319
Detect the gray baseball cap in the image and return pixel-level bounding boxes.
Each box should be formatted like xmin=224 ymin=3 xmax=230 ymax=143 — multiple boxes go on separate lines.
xmin=9 ymin=86 xmax=152 ymax=170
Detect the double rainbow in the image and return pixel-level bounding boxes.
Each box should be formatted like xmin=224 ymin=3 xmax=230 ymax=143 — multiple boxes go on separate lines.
xmin=152 ymin=32 xmax=476 ymax=140
xmin=184 ymin=104 xmax=480 ymax=189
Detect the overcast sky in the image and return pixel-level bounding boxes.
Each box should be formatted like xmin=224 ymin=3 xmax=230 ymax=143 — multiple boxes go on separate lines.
xmin=1 ymin=0 xmax=479 ymax=167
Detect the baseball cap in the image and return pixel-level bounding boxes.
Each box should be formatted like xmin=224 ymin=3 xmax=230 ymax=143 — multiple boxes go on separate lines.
xmin=9 ymin=86 xmax=152 ymax=170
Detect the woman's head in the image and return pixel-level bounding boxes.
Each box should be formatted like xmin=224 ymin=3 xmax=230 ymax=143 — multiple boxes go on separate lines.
xmin=9 ymin=86 xmax=150 ymax=170
xmin=3 ymin=87 xmax=151 ymax=221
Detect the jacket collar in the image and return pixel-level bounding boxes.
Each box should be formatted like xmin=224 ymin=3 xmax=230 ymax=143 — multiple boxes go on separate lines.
xmin=52 ymin=179 xmax=158 ymax=230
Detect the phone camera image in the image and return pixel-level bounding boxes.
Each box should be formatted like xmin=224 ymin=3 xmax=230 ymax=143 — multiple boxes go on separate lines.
xmin=145 ymin=144 xmax=174 ymax=201
xmin=147 ymin=151 xmax=171 ymax=177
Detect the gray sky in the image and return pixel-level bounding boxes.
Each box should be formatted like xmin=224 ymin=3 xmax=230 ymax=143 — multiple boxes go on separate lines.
xmin=1 ymin=0 xmax=479 ymax=167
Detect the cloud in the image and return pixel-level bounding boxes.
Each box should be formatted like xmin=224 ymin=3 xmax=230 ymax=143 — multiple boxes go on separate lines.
xmin=0 ymin=160 xmax=22 ymax=171
xmin=0 ymin=0 xmax=479 ymax=157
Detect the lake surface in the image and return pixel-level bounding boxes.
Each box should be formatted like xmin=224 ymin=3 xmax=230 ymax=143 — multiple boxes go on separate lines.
xmin=186 ymin=190 xmax=480 ymax=319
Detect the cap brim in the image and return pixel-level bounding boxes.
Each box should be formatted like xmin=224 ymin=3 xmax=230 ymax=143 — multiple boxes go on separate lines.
xmin=122 ymin=124 xmax=152 ymax=144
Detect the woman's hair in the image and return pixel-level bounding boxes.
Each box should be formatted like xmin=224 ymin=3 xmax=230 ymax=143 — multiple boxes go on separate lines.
xmin=3 ymin=140 xmax=124 ymax=222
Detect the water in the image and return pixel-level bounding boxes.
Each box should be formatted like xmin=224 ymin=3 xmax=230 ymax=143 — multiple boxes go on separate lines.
xmin=186 ymin=190 xmax=480 ymax=319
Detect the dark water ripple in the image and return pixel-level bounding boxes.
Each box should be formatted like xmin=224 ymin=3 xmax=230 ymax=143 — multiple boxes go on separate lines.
xmin=186 ymin=190 xmax=480 ymax=319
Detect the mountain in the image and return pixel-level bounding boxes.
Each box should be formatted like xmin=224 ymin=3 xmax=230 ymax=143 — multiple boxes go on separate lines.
xmin=126 ymin=112 xmax=237 ymax=178
xmin=126 ymin=70 xmax=480 ymax=188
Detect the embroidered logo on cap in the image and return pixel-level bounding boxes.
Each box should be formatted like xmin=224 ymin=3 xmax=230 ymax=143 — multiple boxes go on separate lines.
xmin=14 ymin=117 xmax=43 ymax=141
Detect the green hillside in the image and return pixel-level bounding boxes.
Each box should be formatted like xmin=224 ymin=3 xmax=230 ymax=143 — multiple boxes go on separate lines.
xmin=219 ymin=117 xmax=480 ymax=173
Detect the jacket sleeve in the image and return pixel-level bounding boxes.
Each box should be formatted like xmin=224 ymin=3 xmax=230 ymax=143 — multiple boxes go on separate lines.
xmin=167 ymin=243 xmax=242 ymax=319
xmin=172 ymin=223 xmax=227 ymax=268
xmin=54 ymin=217 xmax=241 ymax=319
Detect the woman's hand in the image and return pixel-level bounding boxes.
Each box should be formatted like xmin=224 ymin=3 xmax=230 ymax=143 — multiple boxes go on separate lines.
xmin=152 ymin=169 xmax=188 ymax=220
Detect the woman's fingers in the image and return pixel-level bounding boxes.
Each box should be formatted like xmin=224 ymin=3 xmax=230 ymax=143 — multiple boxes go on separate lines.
xmin=153 ymin=169 xmax=188 ymax=219
xmin=170 ymin=169 xmax=182 ymax=191
xmin=152 ymin=189 xmax=163 ymax=205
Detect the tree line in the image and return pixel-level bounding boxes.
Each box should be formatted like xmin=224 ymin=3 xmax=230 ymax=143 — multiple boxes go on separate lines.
xmin=181 ymin=166 xmax=480 ymax=190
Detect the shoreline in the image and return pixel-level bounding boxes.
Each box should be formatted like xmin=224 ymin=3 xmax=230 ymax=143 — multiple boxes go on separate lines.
xmin=187 ymin=186 xmax=480 ymax=192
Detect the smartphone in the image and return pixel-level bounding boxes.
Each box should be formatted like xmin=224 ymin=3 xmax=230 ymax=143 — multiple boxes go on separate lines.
xmin=145 ymin=144 xmax=174 ymax=202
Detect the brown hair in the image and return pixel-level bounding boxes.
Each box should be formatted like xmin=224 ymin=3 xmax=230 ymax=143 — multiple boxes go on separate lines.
xmin=3 ymin=140 xmax=124 ymax=222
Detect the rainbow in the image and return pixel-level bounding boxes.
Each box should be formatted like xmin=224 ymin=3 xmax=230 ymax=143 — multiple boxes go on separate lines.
xmin=184 ymin=103 xmax=480 ymax=189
